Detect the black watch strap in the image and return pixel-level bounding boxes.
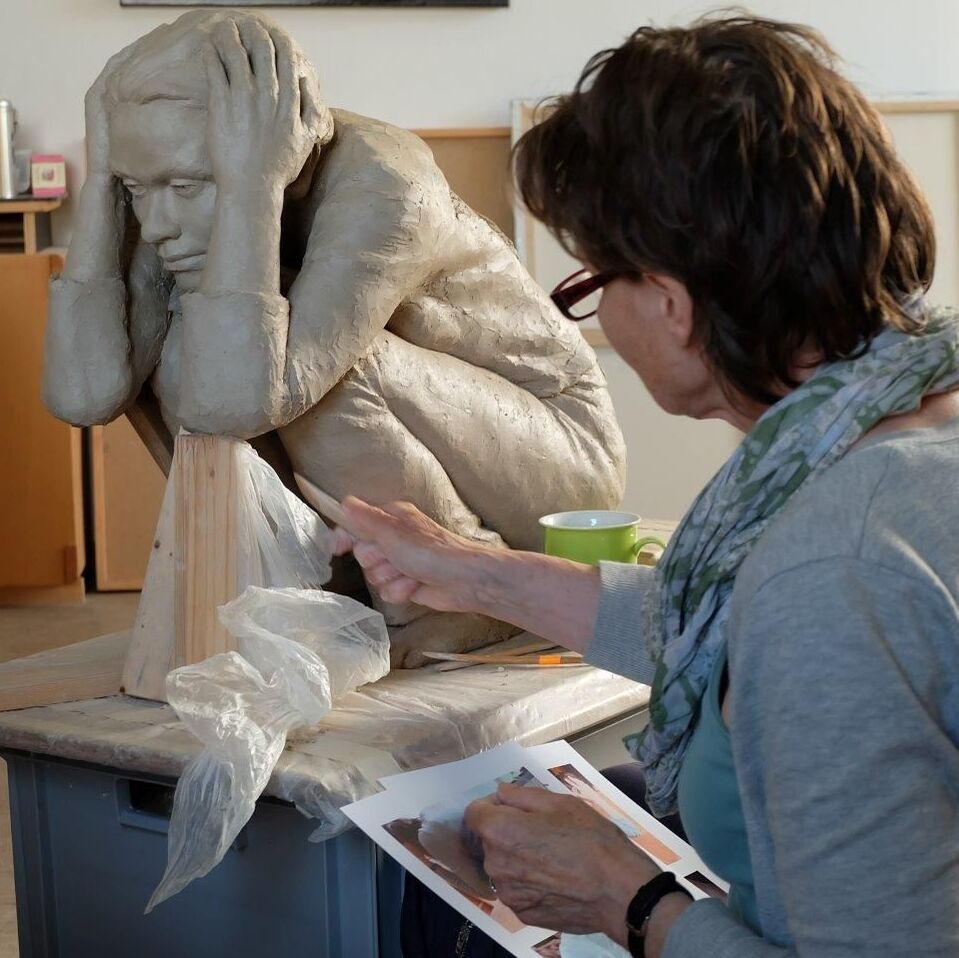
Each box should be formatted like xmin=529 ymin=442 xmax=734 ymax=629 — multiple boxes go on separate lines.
xmin=625 ymin=872 xmax=688 ymax=958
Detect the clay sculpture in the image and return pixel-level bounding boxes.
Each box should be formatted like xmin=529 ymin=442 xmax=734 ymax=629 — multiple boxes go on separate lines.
xmin=43 ymin=10 xmax=626 ymax=665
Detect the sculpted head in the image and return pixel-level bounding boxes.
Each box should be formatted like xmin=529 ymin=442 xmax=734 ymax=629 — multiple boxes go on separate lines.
xmin=104 ymin=10 xmax=333 ymax=291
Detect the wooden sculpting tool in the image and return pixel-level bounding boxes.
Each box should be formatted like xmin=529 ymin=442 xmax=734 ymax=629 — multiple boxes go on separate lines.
xmin=423 ymin=650 xmax=585 ymax=668
xmin=294 ymin=472 xmax=353 ymax=531
xmin=435 ymin=638 xmax=560 ymax=672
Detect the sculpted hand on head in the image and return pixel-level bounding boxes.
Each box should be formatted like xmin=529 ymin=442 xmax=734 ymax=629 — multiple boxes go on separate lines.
xmin=95 ymin=10 xmax=333 ymax=292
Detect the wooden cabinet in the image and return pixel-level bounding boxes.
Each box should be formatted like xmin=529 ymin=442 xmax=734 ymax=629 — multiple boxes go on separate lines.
xmin=0 ymin=252 xmax=86 ymax=603
xmin=0 ymin=198 xmax=61 ymax=255
xmin=90 ymin=419 xmax=166 ymax=591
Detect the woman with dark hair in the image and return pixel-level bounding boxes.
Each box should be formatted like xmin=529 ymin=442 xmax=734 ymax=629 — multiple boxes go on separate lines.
xmin=334 ymin=14 xmax=959 ymax=958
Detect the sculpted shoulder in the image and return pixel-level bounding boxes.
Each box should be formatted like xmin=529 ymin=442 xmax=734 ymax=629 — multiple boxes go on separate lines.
xmin=320 ymin=109 xmax=451 ymax=207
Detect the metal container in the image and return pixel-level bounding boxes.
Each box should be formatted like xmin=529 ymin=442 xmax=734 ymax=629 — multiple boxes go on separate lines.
xmin=0 ymin=100 xmax=17 ymax=199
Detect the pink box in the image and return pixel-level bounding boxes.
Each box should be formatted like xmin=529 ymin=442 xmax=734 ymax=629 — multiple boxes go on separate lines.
xmin=31 ymin=154 xmax=67 ymax=197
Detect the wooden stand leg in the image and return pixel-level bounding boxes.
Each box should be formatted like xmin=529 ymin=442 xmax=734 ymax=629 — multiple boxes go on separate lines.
xmin=123 ymin=434 xmax=252 ymax=701
xmin=174 ymin=434 xmax=241 ymax=665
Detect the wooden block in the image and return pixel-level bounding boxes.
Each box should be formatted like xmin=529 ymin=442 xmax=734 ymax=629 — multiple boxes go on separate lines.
xmin=122 ymin=434 xmax=259 ymax=702
xmin=414 ymin=128 xmax=513 ymax=240
xmin=0 ymin=631 xmax=128 ymax=711
xmin=174 ymin=434 xmax=242 ymax=665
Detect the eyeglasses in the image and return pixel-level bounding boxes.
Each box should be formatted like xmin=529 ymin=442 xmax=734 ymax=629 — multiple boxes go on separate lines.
xmin=550 ymin=268 xmax=622 ymax=321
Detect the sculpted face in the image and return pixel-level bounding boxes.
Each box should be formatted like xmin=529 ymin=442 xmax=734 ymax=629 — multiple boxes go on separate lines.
xmin=109 ymin=101 xmax=216 ymax=292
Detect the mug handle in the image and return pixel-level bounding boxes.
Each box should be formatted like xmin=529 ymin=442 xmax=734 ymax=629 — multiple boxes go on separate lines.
xmin=631 ymin=536 xmax=667 ymax=559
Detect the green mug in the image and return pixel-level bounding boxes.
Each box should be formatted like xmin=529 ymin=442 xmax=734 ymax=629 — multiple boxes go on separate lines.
xmin=539 ymin=510 xmax=667 ymax=565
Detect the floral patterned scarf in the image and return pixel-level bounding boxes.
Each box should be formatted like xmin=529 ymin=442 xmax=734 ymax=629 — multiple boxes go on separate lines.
xmin=625 ymin=306 xmax=959 ymax=816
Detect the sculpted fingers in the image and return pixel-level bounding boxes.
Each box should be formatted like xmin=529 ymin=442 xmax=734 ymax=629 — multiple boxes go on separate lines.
xmin=237 ymin=20 xmax=278 ymax=97
xmin=213 ymin=20 xmax=252 ymax=88
xmin=202 ymin=43 xmax=229 ymax=104
xmin=269 ymin=28 xmax=298 ymax=118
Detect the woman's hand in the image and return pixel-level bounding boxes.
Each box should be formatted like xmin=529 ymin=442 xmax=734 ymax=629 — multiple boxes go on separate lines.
xmin=329 ymin=495 xmax=604 ymax=654
xmin=331 ymin=497 xmax=490 ymax=613
xmin=463 ymin=784 xmax=661 ymax=944
xmin=203 ymin=19 xmax=324 ymax=195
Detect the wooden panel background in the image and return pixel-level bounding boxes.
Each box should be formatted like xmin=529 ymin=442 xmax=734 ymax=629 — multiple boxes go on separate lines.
xmin=416 ymin=127 xmax=514 ymax=240
xmin=0 ymin=252 xmax=85 ymax=596
xmin=91 ymin=419 xmax=166 ymax=591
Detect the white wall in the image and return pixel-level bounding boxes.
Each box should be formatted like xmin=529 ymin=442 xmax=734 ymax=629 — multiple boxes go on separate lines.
xmin=5 ymin=0 xmax=959 ymax=245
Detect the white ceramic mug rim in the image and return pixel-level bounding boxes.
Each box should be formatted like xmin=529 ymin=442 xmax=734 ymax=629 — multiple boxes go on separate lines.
xmin=538 ymin=510 xmax=642 ymax=531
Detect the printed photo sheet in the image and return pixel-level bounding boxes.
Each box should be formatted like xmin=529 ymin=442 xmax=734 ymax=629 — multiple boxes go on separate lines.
xmin=343 ymin=740 xmax=728 ymax=958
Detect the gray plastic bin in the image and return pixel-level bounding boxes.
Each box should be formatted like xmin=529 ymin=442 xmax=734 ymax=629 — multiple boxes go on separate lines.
xmin=2 ymin=750 xmax=404 ymax=958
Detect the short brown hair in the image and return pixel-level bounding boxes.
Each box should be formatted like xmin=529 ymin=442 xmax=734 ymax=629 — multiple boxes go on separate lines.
xmin=514 ymin=14 xmax=935 ymax=405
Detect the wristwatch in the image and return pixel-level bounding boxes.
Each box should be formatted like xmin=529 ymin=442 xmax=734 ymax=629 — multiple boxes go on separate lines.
xmin=625 ymin=872 xmax=689 ymax=957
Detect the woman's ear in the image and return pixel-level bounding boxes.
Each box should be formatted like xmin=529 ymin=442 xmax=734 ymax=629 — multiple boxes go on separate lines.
xmin=646 ymin=273 xmax=695 ymax=348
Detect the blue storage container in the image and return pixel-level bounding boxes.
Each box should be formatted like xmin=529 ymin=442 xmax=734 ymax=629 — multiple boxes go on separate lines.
xmin=3 ymin=749 xmax=404 ymax=958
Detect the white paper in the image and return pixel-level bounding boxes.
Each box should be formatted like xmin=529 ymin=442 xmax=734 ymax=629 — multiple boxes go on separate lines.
xmin=343 ymin=740 xmax=728 ymax=958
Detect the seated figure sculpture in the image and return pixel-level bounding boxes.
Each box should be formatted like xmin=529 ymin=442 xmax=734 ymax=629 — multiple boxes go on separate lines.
xmin=44 ymin=10 xmax=626 ymax=665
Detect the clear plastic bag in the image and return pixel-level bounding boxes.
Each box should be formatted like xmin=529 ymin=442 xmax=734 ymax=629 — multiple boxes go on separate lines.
xmin=145 ymin=442 xmax=390 ymax=912
xmin=233 ymin=444 xmax=333 ymax=591
xmin=146 ymin=586 xmax=390 ymax=912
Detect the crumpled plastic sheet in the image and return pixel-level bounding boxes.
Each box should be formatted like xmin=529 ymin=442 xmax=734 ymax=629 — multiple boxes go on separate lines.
xmin=145 ymin=443 xmax=391 ymax=912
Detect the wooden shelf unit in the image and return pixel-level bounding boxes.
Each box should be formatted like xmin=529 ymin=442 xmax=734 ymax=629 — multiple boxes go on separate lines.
xmin=0 ymin=197 xmax=62 ymax=255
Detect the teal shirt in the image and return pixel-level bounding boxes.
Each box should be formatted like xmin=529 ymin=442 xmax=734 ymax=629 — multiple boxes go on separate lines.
xmin=676 ymin=644 xmax=759 ymax=933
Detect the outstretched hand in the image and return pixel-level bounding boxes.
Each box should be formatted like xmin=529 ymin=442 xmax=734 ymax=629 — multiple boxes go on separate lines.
xmin=203 ymin=18 xmax=325 ymax=193
xmin=331 ymin=497 xmax=487 ymax=614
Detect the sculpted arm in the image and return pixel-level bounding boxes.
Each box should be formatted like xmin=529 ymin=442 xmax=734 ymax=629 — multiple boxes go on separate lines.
xmin=173 ymin=22 xmax=437 ymax=437
xmin=44 ymin=47 xmax=169 ymax=425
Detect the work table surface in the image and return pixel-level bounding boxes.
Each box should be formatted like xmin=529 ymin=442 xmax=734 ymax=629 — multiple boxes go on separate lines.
xmin=0 ymin=652 xmax=648 ymax=832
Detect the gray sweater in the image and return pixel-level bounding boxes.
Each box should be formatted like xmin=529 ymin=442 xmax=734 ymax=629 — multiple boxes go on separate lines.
xmin=587 ymin=417 xmax=959 ymax=957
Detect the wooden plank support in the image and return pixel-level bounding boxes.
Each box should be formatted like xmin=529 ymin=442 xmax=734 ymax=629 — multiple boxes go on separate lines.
xmin=122 ymin=433 xmax=251 ymax=701
xmin=173 ymin=434 xmax=241 ymax=667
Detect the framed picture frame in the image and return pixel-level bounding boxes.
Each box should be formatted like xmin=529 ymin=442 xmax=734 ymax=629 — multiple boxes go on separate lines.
xmin=121 ymin=1 xmax=507 ymax=7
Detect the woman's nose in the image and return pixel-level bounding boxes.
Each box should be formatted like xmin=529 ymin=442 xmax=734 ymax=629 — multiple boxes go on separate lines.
xmin=137 ymin=189 xmax=181 ymax=245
